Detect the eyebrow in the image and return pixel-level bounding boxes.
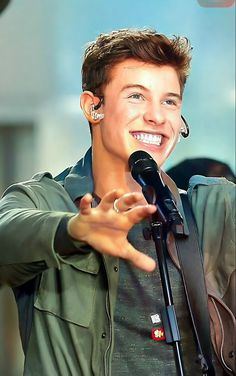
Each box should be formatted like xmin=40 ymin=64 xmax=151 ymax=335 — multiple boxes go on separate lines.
xmin=166 ymin=92 xmax=182 ymax=101
xmin=121 ymin=84 xmax=182 ymax=100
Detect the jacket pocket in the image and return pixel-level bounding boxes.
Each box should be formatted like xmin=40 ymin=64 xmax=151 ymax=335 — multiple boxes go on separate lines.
xmin=34 ymin=251 xmax=101 ymax=327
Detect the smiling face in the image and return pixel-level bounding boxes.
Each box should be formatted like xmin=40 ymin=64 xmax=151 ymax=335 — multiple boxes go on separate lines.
xmin=91 ymin=59 xmax=183 ymax=172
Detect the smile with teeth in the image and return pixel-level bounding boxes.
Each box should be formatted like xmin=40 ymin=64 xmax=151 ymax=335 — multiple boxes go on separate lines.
xmin=132 ymin=132 xmax=162 ymax=146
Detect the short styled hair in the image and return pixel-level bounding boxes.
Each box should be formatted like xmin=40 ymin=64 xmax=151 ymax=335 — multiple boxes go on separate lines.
xmin=82 ymin=28 xmax=192 ymax=96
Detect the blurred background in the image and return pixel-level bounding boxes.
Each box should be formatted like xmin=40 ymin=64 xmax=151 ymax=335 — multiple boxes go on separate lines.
xmin=0 ymin=0 xmax=235 ymax=374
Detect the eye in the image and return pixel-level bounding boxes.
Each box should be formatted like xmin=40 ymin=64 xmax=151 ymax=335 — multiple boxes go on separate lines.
xmin=128 ymin=93 xmax=145 ymax=101
xmin=162 ymin=99 xmax=178 ymax=106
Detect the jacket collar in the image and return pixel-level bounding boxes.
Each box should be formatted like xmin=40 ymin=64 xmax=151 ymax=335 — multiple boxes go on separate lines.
xmin=63 ymin=148 xmax=94 ymax=202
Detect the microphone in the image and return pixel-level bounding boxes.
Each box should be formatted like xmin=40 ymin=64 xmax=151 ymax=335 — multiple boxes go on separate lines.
xmin=128 ymin=150 xmax=184 ymax=234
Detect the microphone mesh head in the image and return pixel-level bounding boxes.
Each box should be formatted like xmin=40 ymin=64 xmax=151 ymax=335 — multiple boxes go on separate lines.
xmin=128 ymin=150 xmax=151 ymax=170
xmin=128 ymin=151 xmax=158 ymax=180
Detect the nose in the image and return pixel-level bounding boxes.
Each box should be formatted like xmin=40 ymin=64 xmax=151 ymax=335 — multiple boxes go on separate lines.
xmin=143 ymin=102 xmax=165 ymax=126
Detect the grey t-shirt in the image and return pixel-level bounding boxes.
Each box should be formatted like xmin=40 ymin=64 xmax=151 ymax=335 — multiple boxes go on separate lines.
xmin=111 ymin=221 xmax=222 ymax=375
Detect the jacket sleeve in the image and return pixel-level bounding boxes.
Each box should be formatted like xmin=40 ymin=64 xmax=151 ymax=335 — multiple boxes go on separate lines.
xmin=0 ymin=179 xmax=80 ymax=287
xmin=187 ymin=175 xmax=236 ymax=315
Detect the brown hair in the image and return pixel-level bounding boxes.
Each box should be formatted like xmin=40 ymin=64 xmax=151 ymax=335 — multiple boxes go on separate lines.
xmin=82 ymin=28 xmax=192 ymax=96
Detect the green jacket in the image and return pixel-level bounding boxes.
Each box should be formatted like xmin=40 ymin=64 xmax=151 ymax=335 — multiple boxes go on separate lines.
xmin=0 ymin=149 xmax=235 ymax=375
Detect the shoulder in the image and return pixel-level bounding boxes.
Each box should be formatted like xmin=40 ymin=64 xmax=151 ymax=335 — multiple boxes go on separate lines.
xmin=188 ymin=175 xmax=235 ymax=215
xmin=187 ymin=174 xmax=235 ymax=235
xmin=188 ymin=174 xmax=235 ymax=190
xmin=2 ymin=172 xmax=60 ymax=196
xmin=187 ymin=175 xmax=235 ymax=297
xmin=1 ymin=171 xmax=73 ymax=211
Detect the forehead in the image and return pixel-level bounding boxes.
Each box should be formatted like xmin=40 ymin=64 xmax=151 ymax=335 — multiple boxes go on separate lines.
xmin=106 ymin=58 xmax=180 ymax=92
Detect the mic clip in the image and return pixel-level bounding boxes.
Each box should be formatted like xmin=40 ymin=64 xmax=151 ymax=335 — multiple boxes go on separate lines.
xmin=142 ymin=185 xmax=184 ymax=236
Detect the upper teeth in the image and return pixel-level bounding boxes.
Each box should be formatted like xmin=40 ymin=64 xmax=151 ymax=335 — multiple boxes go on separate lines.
xmin=132 ymin=133 xmax=162 ymax=145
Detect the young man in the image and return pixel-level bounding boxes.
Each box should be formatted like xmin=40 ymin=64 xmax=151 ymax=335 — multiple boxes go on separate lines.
xmin=0 ymin=29 xmax=235 ymax=375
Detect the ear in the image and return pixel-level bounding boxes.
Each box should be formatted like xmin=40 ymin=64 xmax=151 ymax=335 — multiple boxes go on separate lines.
xmin=80 ymin=91 xmax=103 ymax=124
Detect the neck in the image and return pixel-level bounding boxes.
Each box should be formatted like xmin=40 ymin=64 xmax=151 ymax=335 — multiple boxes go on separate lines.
xmin=92 ymin=147 xmax=141 ymax=198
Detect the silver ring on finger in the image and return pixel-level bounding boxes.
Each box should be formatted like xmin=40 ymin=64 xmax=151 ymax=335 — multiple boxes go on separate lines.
xmin=113 ymin=199 xmax=120 ymax=213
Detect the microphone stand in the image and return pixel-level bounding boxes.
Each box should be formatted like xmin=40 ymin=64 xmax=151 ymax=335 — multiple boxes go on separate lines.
xmin=142 ymin=185 xmax=186 ymax=376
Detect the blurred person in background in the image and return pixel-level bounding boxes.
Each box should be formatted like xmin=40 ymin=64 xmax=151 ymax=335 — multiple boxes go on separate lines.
xmin=0 ymin=0 xmax=10 ymax=15
xmin=0 ymin=28 xmax=235 ymax=376
xmin=166 ymin=157 xmax=236 ymax=190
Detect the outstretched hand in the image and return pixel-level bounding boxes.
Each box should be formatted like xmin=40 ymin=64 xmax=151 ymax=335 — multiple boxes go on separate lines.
xmin=67 ymin=189 xmax=157 ymax=272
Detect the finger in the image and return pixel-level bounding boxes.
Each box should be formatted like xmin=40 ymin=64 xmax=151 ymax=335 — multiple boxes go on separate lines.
xmin=99 ymin=189 xmax=124 ymax=211
xmin=124 ymin=243 xmax=156 ymax=272
xmin=125 ymin=204 xmax=157 ymax=224
xmin=115 ymin=192 xmax=144 ymax=212
xmin=79 ymin=193 xmax=93 ymax=215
